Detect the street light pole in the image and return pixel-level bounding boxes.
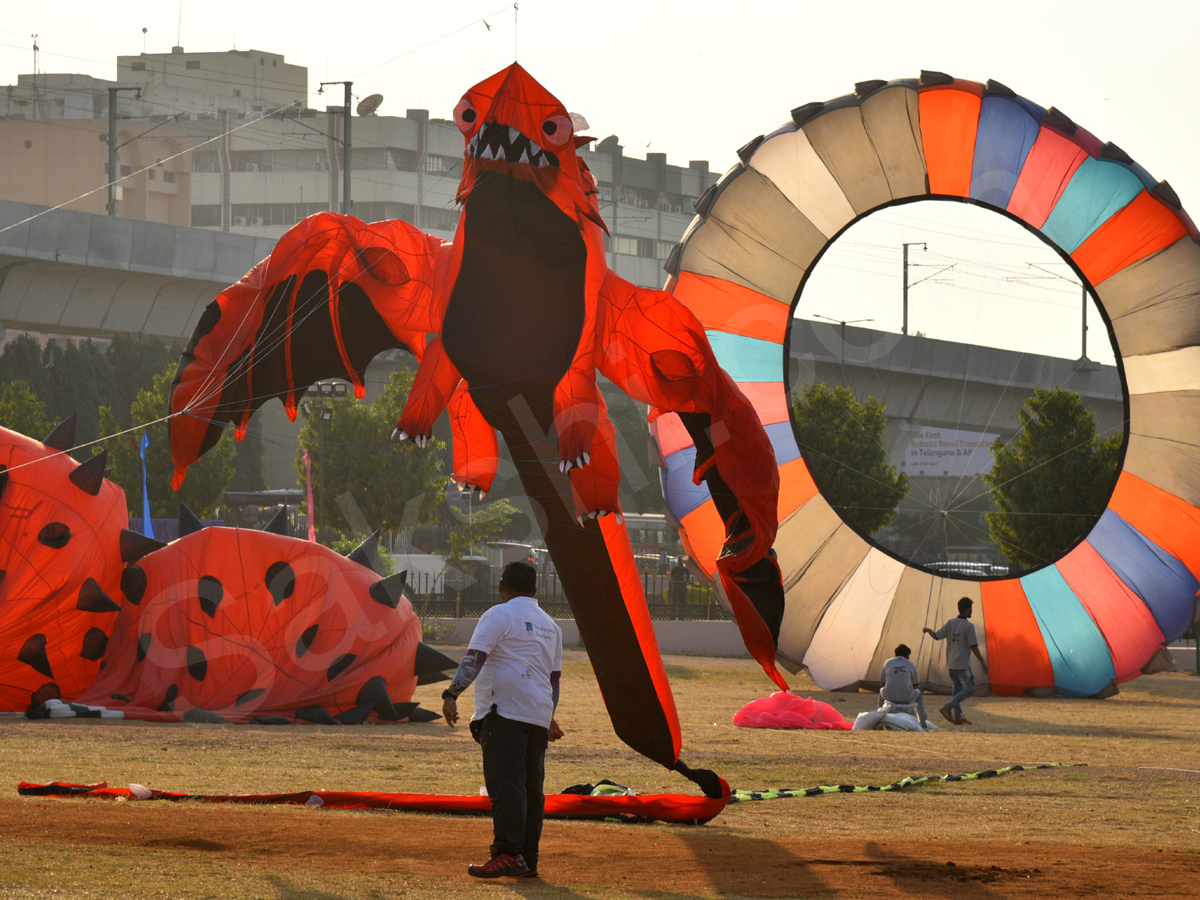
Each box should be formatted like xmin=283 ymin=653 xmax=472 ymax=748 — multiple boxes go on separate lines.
xmin=319 ymin=81 xmax=353 ymax=214
xmin=901 ymin=242 xmax=926 ymax=335
xmin=813 ymin=314 xmax=874 ymax=385
xmin=106 ymin=86 xmax=141 ymax=215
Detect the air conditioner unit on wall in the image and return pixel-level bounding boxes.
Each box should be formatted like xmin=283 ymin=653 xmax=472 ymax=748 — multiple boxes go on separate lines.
xmin=244 ymin=163 xmax=259 ymax=172
xmin=250 ymin=217 xmax=264 ymax=226
xmin=233 ymin=216 xmax=247 ymax=226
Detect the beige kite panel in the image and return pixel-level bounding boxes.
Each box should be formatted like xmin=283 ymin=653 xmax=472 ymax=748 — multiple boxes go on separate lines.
xmin=1124 ymin=347 xmax=1200 ymax=395
xmin=802 ymin=549 xmax=907 ymax=691
xmin=747 ymin=128 xmax=856 ymax=238
xmin=864 ymin=565 xmax=935 ymax=688
xmin=803 ymin=107 xmax=893 ymax=215
xmin=776 ymin=520 xmax=872 ymax=673
xmin=1129 ymin=391 xmax=1200 ymax=447
xmin=1124 ymin=434 xmax=1200 ymax=507
xmin=860 ymin=85 xmax=928 ymax=200
xmin=776 ymin=495 xmax=843 ymax=588
xmin=1096 ymin=237 xmax=1200 ymax=321
xmin=679 ymin=167 xmax=825 ymax=303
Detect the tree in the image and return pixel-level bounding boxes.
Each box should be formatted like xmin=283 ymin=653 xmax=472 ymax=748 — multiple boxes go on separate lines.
xmin=296 ymin=369 xmax=451 ymax=537
xmin=983 ymin=386 xmax=1122 ymax=569
xmin=0 ymin=380 xmax=51 ymax=439
xmin=445 ymin=498 xmax=520 ymax=564
xmin=98 ymin=363 xmax=237 ymax=518
xmin=790 ymin=382 xmax=909 ymax=534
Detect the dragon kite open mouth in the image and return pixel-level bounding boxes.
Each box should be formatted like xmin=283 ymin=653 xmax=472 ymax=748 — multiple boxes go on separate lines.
xmin=468 ymin=122 xmax=559 ymax=169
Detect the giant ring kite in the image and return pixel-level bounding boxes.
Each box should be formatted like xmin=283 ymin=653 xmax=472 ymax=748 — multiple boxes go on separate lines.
xmin=656 ymin=71 xmax=1200 ymax=698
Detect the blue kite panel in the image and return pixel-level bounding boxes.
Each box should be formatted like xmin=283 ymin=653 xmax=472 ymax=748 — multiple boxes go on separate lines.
xmin=764 ymin=421 xmax=800 ymax=465
xmin=706 ymin=331 xmax=783 ymax=384
xmin=1040 ymin=157 xmax=1145 ymax=252
xmin=1020 ymin=565 xmax=1116 ymax=697
xmin=971 ymin=95 xmax=1043 ymax=208
xmin=661 ymin=446 xmax=712 ymax=521
xmin=1087 ymin=509 xmax=1198 ymax=640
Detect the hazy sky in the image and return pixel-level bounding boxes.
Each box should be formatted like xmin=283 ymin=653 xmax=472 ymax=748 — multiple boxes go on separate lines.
xmin=3 ymin=0 xmax=1194 ymax=366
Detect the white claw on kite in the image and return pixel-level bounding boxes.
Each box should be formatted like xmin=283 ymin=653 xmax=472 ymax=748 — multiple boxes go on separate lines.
xmin=575 ymin=515 xmax=585 ymax=527
xmin=582 ymin=452 xmax=590 ymax=466
xmin=588 ymin=510 xmax=598 ymax=519
xmin=558 ymin=459 xmax=567 ymax=474
xmin=575 ymin=456 xmax=584 ymax=469
xmin=395 ymin=429 xmax=408 ymax=442
xmin=478 ymin=491 xmax=486 ymax=500
xmin=615 ymin=513 xmax=624 ymax=525
xmin=456 ymin=482 xmax=465 ymax=492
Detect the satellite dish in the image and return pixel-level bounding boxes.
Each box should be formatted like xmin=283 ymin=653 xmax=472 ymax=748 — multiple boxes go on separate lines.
xmin=356 ymin=94 xmax=384 ymax=117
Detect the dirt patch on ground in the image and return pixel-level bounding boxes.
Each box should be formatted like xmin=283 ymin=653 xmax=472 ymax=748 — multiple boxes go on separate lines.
xmin=3 ymin=795 xmax=1197 ymax=898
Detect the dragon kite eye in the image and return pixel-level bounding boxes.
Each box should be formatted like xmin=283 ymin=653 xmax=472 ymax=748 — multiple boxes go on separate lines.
xmin=541 ymin=115 xmax=572 ymax=148
xmin=453 ymin=98 xmax=479 ymax=134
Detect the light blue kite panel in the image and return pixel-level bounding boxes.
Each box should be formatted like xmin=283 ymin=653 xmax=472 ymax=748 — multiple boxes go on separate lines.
xmin=971 ymin=95 xmax=1043 ymax=209
xmin=1020 ymin=565 xmax=1116 ymax=697
xmin=661 ymin=446 xmax=712 ymax=522
xmin=1087 ymin=509 xmax=1198 ymax=641
xmin=706 ymin=331 xmax=783 ymax=384
xmin=1040 ymin=157 xmax=1145 ymax=253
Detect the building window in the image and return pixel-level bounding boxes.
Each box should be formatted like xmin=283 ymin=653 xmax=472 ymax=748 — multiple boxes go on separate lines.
xmin=191 ymin=206 xmax=220 ymax=227
xmin=612 ymin=236 xmax=638 ymax=256
xmin=120 ymin=165 xmax=132 ymax=177
xmin=233 ymin=89 xmax=241 ymax=98
xmin=147 ymin=169 xmax=156 ymax=181
xmin=163 ymin=171 xmax=175 ymax=183
xmin=131 ymin=61 xmax=146 ymax=71
xmin=186 ymin=60 xmax=200 ymax=70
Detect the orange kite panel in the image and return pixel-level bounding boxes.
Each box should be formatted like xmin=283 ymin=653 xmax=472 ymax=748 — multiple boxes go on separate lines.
xmin=1107 ymin=471 xmax=1200 ymax=581
xmin=979 ymin=579 xmax=1054 ymax=695
xmin=669 ymin=272 xmax=790 ymax=344
xmin=919 ymin=87 xmax=982 ymax=197
xmin=1071 ymin=191 xmax=1190 ymax=286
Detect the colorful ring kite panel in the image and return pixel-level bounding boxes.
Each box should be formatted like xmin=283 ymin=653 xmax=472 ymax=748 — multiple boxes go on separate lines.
xmin=657 ymin=72 xmax=1199 ymax=698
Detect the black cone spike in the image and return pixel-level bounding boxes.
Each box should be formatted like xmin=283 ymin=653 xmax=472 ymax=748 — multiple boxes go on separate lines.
xmin=413 ymin=641 xmax=457 ymax=677
xmin=264 ymin=505 xmax=290 ymax=536
xmin=178 ymin=503 xmax=205 ymax=537
xmin=43 ymin=414 xmax=77 ymax=452
xmin=368 ymin=571 xmax=407 ymax=608
xmin=119 ymin=529 xmax=167 ymax=563
xmin=69 ymin=451 xmax=108 ymax=496
xmin=346 ymin=530 xmax=382 ymax=572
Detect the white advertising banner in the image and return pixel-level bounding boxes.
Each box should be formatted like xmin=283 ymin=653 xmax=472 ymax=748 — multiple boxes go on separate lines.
xmin=900 ymin=426 xmax=998 ymax=477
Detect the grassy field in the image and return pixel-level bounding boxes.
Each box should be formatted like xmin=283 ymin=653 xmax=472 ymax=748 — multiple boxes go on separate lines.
xmin=1 ymin=648 xmax=1198 ymax=899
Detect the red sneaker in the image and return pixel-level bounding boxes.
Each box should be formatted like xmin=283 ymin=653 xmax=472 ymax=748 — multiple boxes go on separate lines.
xmin=956 ymin=716 xmax=972 ymax=725
xmin=938 ymin=707 xmax=956 ymax=724
xmin=468 ymin=853 xmax=529 ymax=878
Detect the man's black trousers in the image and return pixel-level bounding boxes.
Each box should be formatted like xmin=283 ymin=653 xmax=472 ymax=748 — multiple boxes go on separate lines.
xmin=478 ymin=709 xmax=549 ymax=869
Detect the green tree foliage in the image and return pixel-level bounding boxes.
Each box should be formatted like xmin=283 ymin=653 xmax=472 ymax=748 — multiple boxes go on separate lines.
xmin=790 ymin=382 xmax=910 ymax=534
xmin=446 ymin=498 xmax=520 ymax=564
xmin=983 ymin=386 xmax=1123 ymax=569
xmin=296 ymin=370 xmax=451 ymax=537
xmin=0 ymin=380 xmax=51 ymax=439
xmin=98 ymin=364 xmax=236 ymax=518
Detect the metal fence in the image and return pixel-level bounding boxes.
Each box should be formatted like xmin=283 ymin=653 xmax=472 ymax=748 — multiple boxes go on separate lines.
xmin=403 ymin=567 xmax=730 ymax=622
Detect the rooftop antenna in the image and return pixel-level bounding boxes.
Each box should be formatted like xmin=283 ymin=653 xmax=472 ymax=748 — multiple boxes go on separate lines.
xmin=514 ymin=3 xmax=519 ymax=59
xmin=176 ymin=1 xmax=184 ymax=48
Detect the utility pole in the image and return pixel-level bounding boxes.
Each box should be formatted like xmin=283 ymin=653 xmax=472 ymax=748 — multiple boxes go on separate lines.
xmin=105 ymin=86 xmax=141 ymax=215
xmin=1013 ymin=264 xmax=1091 ymax=360
xmin=813 ymin=314 xmax=874 ymax=385
xmin=901 ymin=242 xmax=926 ymax=335
xmin=319 ymin=81 xmax=353 ymax=214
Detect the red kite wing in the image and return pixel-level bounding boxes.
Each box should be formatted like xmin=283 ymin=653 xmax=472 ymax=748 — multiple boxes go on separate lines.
xmin=169 ymin=213 xmax=452 ymax=487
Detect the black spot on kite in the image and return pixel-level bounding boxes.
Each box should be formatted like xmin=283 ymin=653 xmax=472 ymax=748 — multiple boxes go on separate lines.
xmin=76 ymin=578 xmax=120 ymax=613
xmin=197 ymin=575 xmax=223 ymax=618
xmin=0 ymin=464 xmax=8 ymax=500
xmin=186 ymin=645 xmax=208 ymax=681
xmin=121 ymin=566 xmax=147 ymax=605
xmin=250 ymin=716 xmax=290 ymax=725
xmin=183 ymin=708 xmax=225 ymax=724
xmin=31 ymin=683 xmax=61 ymax=705
xmin=266 ymin=562 xmax=295 ymax=605
xmin=296 ymin=624 xmax=318 ymax=658
xmin=326 ymin=653 xmax=356 ymax=681
xmin=235 ymin=688 xmax=265 ymax=707
xmin=17 ymin=634 xmax=53 ymax=678
xmin=0 ymin=570 xmax=5 ymax=589
xmin=137 ymin=633 xmax=151 ymax=662
xmin=38 ymin=522 xmax=71 ymax=548
xmin=295 ymin=706 xmax=339 ymax=726
xmin=80 ymin=627 xmax=108 ymax=661
xmin=110 ymin=693 xmax=130 ymax=703
xmin=157 ymin=683 xmax=178 ymax=712
xmin=335 ymin=703 xmax=374 ymax=725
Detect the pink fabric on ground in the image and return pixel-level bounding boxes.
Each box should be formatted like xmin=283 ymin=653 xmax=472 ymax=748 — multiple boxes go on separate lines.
xmin=733 ymin=692 xmax=852 ymax=730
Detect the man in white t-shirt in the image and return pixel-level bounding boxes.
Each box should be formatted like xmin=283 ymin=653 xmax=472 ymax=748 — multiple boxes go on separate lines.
xmin=442 ymin=561 xmax=564 ymax=879
xmin=923 ymin=596 xmax=988 ymax=725
xmin=878 ymin=643 xmax=929 ymax=729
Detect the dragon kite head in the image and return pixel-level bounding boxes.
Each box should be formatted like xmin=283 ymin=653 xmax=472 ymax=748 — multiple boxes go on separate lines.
xmin=453 ymin=63 xmax=606 ymax=233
